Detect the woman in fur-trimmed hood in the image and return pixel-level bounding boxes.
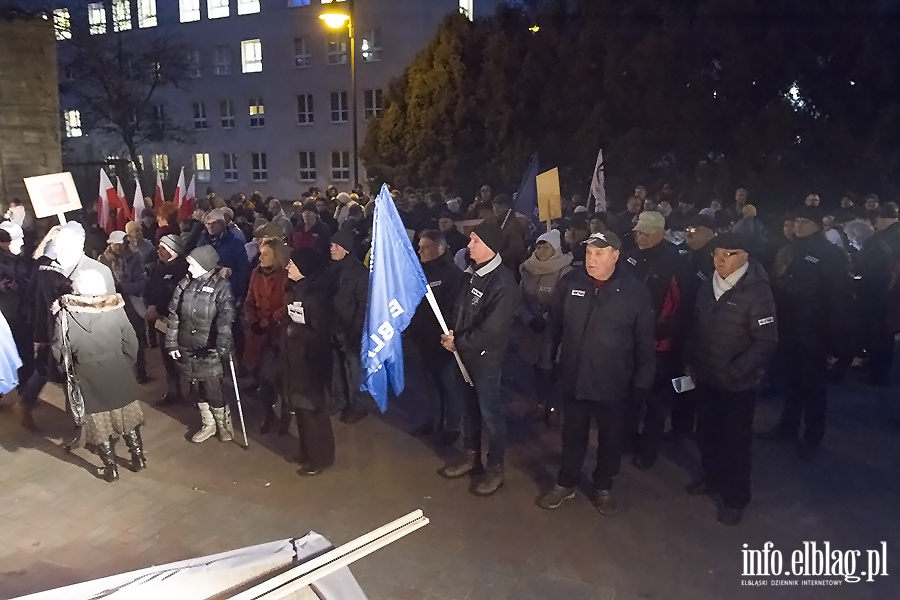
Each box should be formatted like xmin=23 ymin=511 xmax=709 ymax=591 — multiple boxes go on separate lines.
xmin=52 ymin=270 xmax=145 ymax=483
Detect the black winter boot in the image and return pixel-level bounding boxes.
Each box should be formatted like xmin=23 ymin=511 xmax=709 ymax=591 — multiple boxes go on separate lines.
xmin=96 ymin=439 xmax=120 ymax=482
xmin=123 ymin=427 xmax=147 ymax=472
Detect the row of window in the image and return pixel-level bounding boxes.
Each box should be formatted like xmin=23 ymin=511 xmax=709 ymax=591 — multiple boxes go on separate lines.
xmin=54 ymin=1 xmax=158 ymax=39
xmin=142 ymin=151 xmax=350 ymax=183
xmin=54 ymin=0 xmax=472 ymax=41
xmin=204 ymin=34 xmax=381 ymax=77
xmin=191 ymin=91 xmax=383 ymax=130
xmin=63 ymin=90 xmax=383 ymax=139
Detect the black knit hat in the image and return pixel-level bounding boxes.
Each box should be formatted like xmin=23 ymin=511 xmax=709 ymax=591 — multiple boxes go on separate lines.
xmin=290 ymin=247 xmax=327 ymax=277
xmin=330 ymin=228 xmax=356 ymax=253
xmin=712 ymin=232 xmax=751 ymax=252
xmin=794 ymin=205 xmax=825 ymax=225
xmin=472 ymin=221 xmax=505 ymax=254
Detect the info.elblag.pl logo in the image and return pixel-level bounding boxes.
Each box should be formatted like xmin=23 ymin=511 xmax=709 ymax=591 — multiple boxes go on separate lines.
xmin=741 ymin=542 xmax=889 ymax=587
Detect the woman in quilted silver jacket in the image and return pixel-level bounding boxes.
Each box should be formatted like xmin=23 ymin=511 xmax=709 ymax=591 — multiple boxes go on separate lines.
xmin=165 ymin=245 xmax=236 ymax=443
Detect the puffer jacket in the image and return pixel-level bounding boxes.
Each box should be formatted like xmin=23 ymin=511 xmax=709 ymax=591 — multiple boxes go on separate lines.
xmin=623 ymin=240 xmax=688 ymax=353
xmin=548 ymin=266 xmax=656 ymax=402
xmin=772 ymin=232 xmax=851 ymax=351
xmin=330 ymin=255 xmax=368 ymax=349
xmin=165 ymin=271 xmax=235 ymax=381
xmin=198 ymin=227 xmax=251 ymax=305
xmin=451 ymin=253 xmax=518 ymax=366
xmin=688 ymin=261 xmax=778 ymax=392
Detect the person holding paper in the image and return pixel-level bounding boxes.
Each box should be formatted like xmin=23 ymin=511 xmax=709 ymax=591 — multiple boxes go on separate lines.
xmin=278 ymin=248 xmax=335 ymax=476
xmin=684 ymin=232 xmax=778 ymax=526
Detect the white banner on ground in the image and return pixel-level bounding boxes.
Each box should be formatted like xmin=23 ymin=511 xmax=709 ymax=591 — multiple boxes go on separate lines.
xmin=11 ymin=533 xmax=367 ymax=600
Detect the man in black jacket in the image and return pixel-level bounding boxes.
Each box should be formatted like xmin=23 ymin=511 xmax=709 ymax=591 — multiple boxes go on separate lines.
xmin=0 ymin=226 xmax=33 ymax=396
xmin=145 ymin=234 xmax=189 ymax=405
xmin=686 ymin=232 xmax=778 ymax=525
xmin=622 ymin=211 xmax=689 ymax=469
xmin=760 ymin=207 xmax=851 ymax=458
xmin=408 ymin=230 xmax=466 ymax=445
xmin=537 ymin=231 xmax=656 ymax=515
xmin=670 ymin=213 xmax=717 ymax=437
xmin=855 ymin=204 xmax=900 ymax=385
xmin=438 ymin=211 xmax=468 ymax=256
xmin=438 ymin=222 xmax=517 ymax=497
xmin=329 ymin=228 xmax=370 ymax=424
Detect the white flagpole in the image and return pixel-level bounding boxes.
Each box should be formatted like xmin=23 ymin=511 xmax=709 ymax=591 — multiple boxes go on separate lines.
xmin=424 ymin=287 xmax=473 ymax=386
xmin=588 ymin=148 xmax=606 ymax=213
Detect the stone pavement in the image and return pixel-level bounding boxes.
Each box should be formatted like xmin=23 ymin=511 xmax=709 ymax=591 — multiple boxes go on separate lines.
xmin=1 ymin=349 xmax=899 ymax=600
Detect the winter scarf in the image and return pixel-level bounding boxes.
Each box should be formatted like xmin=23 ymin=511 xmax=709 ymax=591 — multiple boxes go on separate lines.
xmin=522 ymin=250 xmax=573 ymax=277
xmin=712 ymin=261 xmax=749 ymax=301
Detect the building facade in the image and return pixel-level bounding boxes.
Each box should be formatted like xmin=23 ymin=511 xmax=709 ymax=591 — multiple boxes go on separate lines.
xmin=55 ymin=0 xmax=499 ymax=200
xmin=0 ymin=17 xmax=62 ymax=208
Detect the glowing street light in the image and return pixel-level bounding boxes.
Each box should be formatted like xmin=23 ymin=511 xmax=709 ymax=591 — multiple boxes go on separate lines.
xmin=319 ymin=1 xmax=359 ymax=187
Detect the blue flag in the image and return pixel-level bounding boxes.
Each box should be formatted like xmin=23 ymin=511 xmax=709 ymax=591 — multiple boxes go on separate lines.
xmin=360 ymin=184 xmax=430 ymax=412
xmin=513 ymin=153 xmax=540 ymax=227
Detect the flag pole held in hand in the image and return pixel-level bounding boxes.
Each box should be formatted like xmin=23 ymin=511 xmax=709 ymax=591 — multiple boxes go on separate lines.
xmin=424 ymin=286 xmax=473 ymax=386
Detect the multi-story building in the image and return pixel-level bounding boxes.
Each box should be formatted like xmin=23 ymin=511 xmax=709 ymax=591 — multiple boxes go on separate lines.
xmin=54 ymin=0 xmax=500 ymax=199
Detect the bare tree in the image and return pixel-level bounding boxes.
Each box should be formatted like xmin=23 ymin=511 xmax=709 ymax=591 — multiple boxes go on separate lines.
xmin=57 ymin=1 xmax=192 ymax=183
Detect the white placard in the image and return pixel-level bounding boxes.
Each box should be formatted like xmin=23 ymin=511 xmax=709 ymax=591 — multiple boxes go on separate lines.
xmin=23 ymin=172 xmax=83 ymax=219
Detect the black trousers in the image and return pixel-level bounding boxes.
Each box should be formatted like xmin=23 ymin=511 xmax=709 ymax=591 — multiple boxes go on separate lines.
xmin=558 ymin=397 xmax=624 ymax=491
xmin=695 ymin=383 xmax=755 ymax=510
xmin=331 ymin=340 xmax=367 ymax=413
xmin=19 ymin=345 xmax=52 ymax=408
xmin=158 ymin=331 xmax=181 ymax=396
xmin=296 ymin=408 xmax=336 ymax=470
xmin=625 ymin=351 xmax=677 ymax=461
xmin=862 ymin=308 xmax=894 ymax=385
xmin=779 ymin=340 xmax=828 ymax=445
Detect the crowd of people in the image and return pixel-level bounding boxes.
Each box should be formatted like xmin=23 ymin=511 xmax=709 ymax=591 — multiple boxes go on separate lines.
xmin=1 ymin=180 xmax=898 ymax=526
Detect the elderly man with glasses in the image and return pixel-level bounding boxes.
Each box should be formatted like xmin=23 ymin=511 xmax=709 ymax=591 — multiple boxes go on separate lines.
xmin=684 ymin=232 xmax=778 ymax=526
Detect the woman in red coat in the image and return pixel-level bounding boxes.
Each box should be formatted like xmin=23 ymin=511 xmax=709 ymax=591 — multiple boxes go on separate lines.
xmin=242 ymin=237 xmax=288 ymax=431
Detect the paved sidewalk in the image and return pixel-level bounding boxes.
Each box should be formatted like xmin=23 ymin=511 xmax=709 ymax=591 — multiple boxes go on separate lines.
xmin=0 ymin=352 xmax=898 ymax=600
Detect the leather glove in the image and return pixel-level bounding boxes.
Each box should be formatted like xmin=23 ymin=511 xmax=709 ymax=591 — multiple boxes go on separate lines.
xmin=529 ymin=315 xmax=547 ymax=333
xmin=250 ymin=322 xmax=266 ymax=336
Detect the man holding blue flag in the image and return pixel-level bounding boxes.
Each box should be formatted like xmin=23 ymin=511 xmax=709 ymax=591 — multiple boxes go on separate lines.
xmin=360 ymin=185 xmax=431 ymax=414
xmin=438 ymin=221 xmax=517 ymax=497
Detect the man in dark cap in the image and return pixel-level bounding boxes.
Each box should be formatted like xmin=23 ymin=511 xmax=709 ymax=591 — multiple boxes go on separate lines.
xmin=438 ymin=221 xmax=517 ymax=497
xmin=328 ymin=228 xmax=370 ymax=423
xmin=438 ymin=210 xmax=467 ymax=256
xmin=685 ymin=232 xmax=778 ymax=525
xmin=760 ymin=206 xmax=851 ymax=459
xmin=536 ymin=230 xmax=655 ymax=515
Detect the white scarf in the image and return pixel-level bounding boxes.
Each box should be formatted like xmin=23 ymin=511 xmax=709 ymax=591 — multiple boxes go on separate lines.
xmin=712 ymin=261 xmax=749 ymax=300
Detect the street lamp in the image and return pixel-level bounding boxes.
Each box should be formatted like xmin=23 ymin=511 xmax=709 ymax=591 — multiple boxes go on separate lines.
xmin=319 ymin=0 xmax=359 ymax=188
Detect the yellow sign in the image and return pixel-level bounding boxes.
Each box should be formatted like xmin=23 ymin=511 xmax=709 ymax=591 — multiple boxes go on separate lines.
xmin=536 ymin=167 xmax=562 ymax=223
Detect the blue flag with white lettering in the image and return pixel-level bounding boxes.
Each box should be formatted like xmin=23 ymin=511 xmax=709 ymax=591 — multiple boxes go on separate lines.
xmin=360 ymin=184 xmax=430 ymax=412
xmin=513 ymin=153 xmax=540 ymax=227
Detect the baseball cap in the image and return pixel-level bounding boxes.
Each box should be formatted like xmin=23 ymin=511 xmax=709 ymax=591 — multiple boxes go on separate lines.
xmin=633 ymin=211 xmax=666 ymax=233
xmin=107 ymin=230 xmax=127 ymax=244
xmin=583 ymin=231 xmax=622 ymax=251
xmin=204 ymin=208 xmax=227 ymax=223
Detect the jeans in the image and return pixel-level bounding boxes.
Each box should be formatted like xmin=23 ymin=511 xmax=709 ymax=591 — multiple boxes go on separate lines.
xmin=461 ymin=356 xmax=506 ymax=468
xmin=421 ymin=355 xmax=466 ymax=433
xmin=558 ymin=397 xmax=625 ymax=491
xmin=695 ymin=383 xmax=755 ymax=510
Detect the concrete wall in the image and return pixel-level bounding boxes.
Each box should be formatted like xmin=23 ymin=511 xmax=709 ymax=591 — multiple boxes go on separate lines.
xmin=0 ymin=17 xmax=63 ymax=210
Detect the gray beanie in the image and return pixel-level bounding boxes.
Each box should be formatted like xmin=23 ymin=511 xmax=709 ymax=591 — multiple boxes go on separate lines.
xmin=188 ymin=245 xmax=219 ymax=272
